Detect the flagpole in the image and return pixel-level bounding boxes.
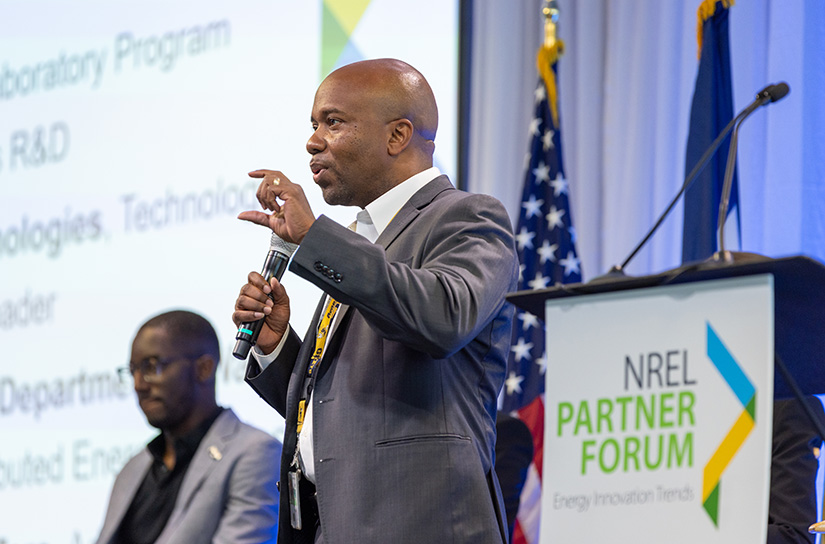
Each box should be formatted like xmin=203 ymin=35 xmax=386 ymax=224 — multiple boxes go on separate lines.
xmin=538 ymin=1 xmax=563 ymax=128
xmin=542 ymin=0 xmax=559 ymax=48
xmin=504 ymin=3 xmax=582 ymax=543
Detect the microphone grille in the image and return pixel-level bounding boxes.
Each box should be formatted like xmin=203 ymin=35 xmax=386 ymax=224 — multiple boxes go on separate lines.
xmin=270 ymin=232 xmax=299 ymax=258
xmin=768 ymin=82 xmax=790 ymax=102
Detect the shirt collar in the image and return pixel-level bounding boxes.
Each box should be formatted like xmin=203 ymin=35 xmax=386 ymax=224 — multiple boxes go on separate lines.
xmin=364 ymin=166 xmax=441 ymax=238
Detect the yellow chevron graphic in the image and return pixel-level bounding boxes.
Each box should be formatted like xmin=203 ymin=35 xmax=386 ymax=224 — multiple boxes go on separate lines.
xmin=325 ymin=0 xmax=371 ymax=35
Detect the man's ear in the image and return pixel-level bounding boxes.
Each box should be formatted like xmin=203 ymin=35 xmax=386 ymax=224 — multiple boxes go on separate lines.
xmin=194 ymin=355 xmax=217 ymax=383
xmin=387 ymin=119 xmax=414 ymax=156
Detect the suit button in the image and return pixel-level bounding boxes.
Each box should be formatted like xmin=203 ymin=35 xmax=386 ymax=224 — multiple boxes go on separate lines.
xmin=314 ymin=262 xmax=323 ymax=271
xmin=334 ymin=273 xmax=343 ymax=283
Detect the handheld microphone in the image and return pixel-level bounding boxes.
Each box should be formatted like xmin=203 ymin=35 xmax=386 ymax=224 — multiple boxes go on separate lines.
xmin=716 ymin=82 xmax=789 ymax=260
xmin=602 ymin=82 xmax=789 ymax=277
xmin=232 ymin=232 xmax=298 ymax=360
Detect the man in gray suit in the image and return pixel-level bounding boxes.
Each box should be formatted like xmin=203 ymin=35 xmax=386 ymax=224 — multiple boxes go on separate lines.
xmin=232 ymin=59 xmax=518 ymax=543
xmin=96 ymin=310 xmax=281 ymax=544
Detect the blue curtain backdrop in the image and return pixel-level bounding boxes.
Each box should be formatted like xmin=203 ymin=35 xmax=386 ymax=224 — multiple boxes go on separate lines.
xmin=468 ymin=0 xmax=825 ymax=279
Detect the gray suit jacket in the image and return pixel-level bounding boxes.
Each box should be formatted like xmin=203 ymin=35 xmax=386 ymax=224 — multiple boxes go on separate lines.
xmin=95 ymin=409 xmax=281 ymax=544
xmin=246 ymin=176 xmax=518 ymax=544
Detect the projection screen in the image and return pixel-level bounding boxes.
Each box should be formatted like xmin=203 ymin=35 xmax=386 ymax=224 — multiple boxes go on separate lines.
xmin=0 ymin=1 xmax=459 ymax=541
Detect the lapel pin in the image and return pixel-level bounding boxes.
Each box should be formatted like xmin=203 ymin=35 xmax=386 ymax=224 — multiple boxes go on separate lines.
xmin=208 ymin=446 xmax=222 ymax=461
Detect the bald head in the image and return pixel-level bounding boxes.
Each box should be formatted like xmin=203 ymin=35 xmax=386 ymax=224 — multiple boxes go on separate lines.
xmin=324 ymin=59 xmax=438 ymax=150
xmin=308 ymin=59 xmax=441 ymax=207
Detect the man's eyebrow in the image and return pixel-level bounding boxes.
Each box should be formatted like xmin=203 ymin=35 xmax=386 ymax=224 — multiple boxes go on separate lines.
xmin=311 ymin=108 xmax=346 ymax=122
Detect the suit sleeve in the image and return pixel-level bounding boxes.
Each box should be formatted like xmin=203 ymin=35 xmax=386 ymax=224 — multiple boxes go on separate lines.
xmin=212 ymin=433 xmax=281 ymax=544
xmin=245 ymin=327 xmax=303 ymax=418
xmin=289 ymin=193 xmax=517 ymax=358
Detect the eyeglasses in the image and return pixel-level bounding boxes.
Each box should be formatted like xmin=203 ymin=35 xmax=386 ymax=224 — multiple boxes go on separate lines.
xmin=117 ymin=356 xmax=191 ymax=383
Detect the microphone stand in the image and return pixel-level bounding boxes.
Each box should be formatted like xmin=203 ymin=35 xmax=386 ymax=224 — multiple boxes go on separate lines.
xmin=601 ymin=83 xmax=789 ymax=279
xmin=713 ymin=100 xmax=759 ymax=263
xmin=714 ymin=110 xmax=761 ymax=262
xmin=600 ymin=112 xmax=743 ymax=278
xmin=714 ymin=82 xmax=789 ymax=264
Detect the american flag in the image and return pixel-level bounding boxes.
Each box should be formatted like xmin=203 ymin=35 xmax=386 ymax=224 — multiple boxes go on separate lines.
xmin=501 ymin=46 xmax=581 ymax=544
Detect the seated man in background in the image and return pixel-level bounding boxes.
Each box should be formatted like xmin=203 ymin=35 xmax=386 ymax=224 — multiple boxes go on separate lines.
xmin=96 ymin=310 xmax=280 ymax=544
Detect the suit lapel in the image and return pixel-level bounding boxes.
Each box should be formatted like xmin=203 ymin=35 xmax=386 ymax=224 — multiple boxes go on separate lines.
xmin=286 ymin=296 xmax=327 ymax=412
xmin=161 ymin=410 xmax=237 ymax=534
xmin=294 ymin=176 xmax=453 ymax=389
xmin=98 ymin=451 xmax=152 ymax=544
xmin=317 ymin=176 xmax=453 ymax=359
xmin=376 ymin=175 xmax=453 ymax=250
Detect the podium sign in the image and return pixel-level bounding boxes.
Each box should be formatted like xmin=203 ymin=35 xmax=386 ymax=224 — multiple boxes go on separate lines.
xmin=540 ymin=275 xmax=774 ymax=543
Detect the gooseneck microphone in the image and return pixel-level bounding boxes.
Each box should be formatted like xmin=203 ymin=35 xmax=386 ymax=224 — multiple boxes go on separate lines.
xmin=233 ymin=232 xmax=298 ymax=360
xmin=603 ymin=82 xmax=790 ymax=277
xmin=716 ymin=82 xmax=789 ymax=259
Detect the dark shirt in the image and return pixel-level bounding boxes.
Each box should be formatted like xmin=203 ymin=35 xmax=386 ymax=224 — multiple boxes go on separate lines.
xmin=114 ymin=408 xmax=223 ymax=544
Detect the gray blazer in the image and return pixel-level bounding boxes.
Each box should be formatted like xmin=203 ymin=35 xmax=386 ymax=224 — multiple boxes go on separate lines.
xmin=95 ymin=409 xmax=281 ymax=544
xmin=247 ymin=176 xmax=518 ymax=544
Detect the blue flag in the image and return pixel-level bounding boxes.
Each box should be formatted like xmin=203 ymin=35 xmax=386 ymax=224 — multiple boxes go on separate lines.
xmin=682 ymin=0 xmax=739 ymax=263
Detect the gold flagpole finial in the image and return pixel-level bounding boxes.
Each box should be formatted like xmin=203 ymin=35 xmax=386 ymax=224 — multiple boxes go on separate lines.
xmin=538 ymin=0 xmax=563 ymax=126
xmin=542 ymin=0 xmax=560 ymax=48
